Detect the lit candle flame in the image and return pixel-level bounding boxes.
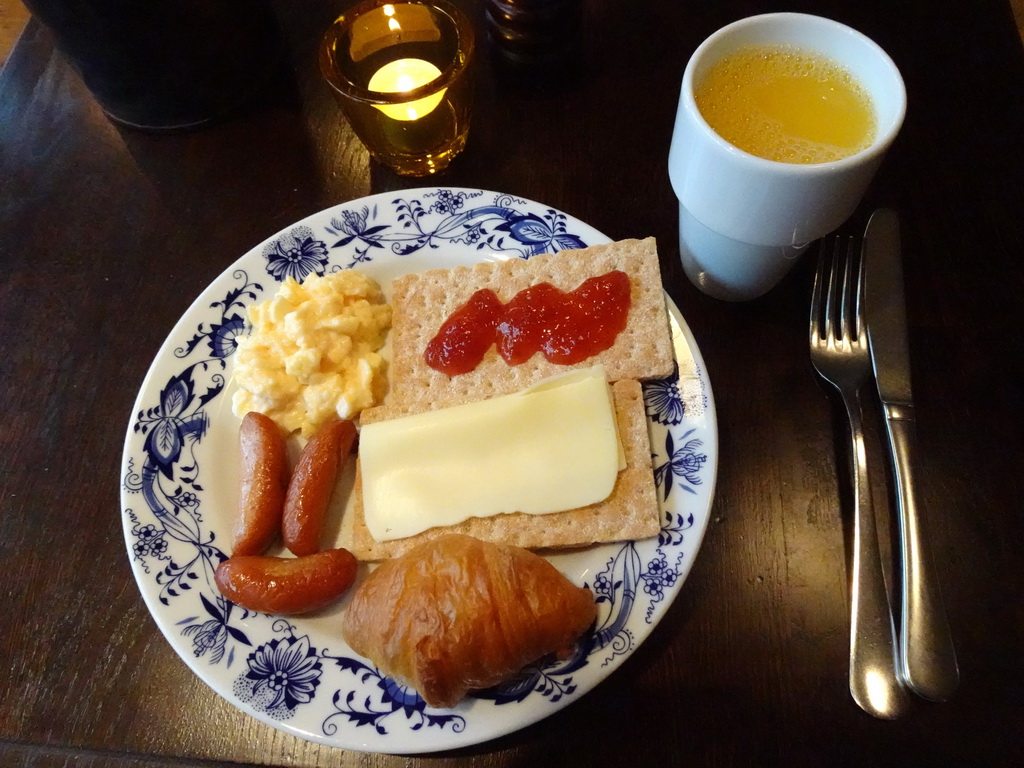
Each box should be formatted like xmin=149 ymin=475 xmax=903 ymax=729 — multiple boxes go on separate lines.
xmin=368 ymin=58 xmax=445 ymax=121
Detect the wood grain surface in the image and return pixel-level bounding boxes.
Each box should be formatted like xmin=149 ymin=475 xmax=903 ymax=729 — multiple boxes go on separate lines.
xmin=2 ymin=0 xmax=1023 ymax=766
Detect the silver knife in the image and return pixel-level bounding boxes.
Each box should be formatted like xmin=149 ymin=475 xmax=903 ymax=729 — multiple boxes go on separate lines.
xmin=863 ymin=208 xmax=959 ymax=701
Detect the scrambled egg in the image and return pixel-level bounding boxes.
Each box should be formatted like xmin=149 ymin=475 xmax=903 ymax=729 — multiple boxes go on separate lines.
xmin=231 ymin=270 xmax=392 ymax=436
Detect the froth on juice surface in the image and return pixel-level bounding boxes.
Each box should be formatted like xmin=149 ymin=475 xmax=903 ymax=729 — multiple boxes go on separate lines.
xmin=695 ymin=45 xmax=877 ymax=164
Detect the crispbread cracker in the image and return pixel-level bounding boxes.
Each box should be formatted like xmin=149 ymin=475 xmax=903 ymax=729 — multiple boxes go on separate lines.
xmin=388 ymin=237 xmax=672 ymax=409
xmin=341 ymin=379 xmax=660 ymax=561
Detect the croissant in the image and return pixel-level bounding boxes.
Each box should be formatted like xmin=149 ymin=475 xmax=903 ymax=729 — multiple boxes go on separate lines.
xmin=343 ymin=533 xmax=597 ymax=708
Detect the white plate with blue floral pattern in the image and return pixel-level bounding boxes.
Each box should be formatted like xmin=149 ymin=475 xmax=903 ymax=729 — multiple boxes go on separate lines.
xmin=120 ymin=187 xmax=717 ymax=754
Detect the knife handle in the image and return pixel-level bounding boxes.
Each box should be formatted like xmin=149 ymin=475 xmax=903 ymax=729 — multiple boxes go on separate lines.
xmin=883 ymin=404 xmax=960 ymax=700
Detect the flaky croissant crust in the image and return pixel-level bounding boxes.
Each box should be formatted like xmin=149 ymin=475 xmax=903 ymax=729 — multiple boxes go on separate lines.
xmin=343 ymin=533 xmax=597 ymax=708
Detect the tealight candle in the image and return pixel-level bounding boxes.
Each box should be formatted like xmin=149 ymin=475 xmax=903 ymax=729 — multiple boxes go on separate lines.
xmin=320 ymin=0 xmax=476 ymax=176
xmin=367 ymin=58 xmax=446 ymax=120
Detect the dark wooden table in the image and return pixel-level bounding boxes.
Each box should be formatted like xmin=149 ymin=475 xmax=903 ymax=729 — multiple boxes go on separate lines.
xmin=3 ymin=0 xmax=1023 ymax=765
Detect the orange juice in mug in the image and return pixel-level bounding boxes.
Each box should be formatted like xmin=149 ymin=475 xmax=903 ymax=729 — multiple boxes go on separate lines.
xmin=667 ymin=13 xmax=906 ymax=301
xmin=694 ymin=45 xmax=877 ymax=164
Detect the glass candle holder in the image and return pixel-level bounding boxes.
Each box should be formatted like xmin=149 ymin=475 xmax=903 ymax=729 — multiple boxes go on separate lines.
xmin=320 ymin=0 xmax=476 ymax=176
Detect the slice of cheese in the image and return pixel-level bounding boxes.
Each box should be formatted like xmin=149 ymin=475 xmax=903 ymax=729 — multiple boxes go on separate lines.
xmin=359 ymin=365 xmax=624 ymax=542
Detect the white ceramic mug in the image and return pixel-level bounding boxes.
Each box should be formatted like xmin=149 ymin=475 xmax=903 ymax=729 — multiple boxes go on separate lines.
xmin=668 ymin=13 xmax=906 ymax=301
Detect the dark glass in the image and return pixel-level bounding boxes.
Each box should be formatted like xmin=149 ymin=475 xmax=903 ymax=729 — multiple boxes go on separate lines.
xmin=484 ymin=0 xmax=582 ymax=73
xmin=22 ymin=0 xmax=283 ymax=131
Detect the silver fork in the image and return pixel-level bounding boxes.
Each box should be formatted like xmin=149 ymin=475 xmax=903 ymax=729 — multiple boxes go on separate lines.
xmin=810 ymin=236 xmax=910 ymax=720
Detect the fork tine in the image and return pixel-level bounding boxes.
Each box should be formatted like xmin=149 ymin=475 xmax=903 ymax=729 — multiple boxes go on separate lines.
xmin=839 ymin=236 xmax=854 ymax=343
xmin=825 ymin=236 xmax=844 ymax=345
xmin=810 ymin=242 xmax=828 ymax=341
xmin=836 ymin=235 xmax=865 ymax=345
xmin=852 ymin=237 xmax=866 ymax=343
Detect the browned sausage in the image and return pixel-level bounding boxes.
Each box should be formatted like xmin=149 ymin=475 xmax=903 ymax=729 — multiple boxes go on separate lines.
xmin=214 ymin=549 xmax=359 ymax=615
xmin=282 ymin=419 xmax=357 ymax=556
xmin=233 ymin=412 xmax=288 ymax=556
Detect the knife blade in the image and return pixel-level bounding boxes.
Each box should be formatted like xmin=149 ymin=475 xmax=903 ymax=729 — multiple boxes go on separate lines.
xmin=863 ymin=208 xmax=959 ymax=702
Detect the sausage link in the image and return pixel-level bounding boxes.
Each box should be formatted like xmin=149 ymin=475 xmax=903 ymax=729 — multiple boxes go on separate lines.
xmin=283 ymin=419 xmax=357 ymax=556
xmin=233 ymin=412 xmax=288 ymax=556
xmin=214 ymin=549 xmax=359 ymax=614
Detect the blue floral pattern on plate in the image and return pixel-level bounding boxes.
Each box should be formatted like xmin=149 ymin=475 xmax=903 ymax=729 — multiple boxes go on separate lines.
xmin=120 ymin=187 xmax=717 ymax=754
